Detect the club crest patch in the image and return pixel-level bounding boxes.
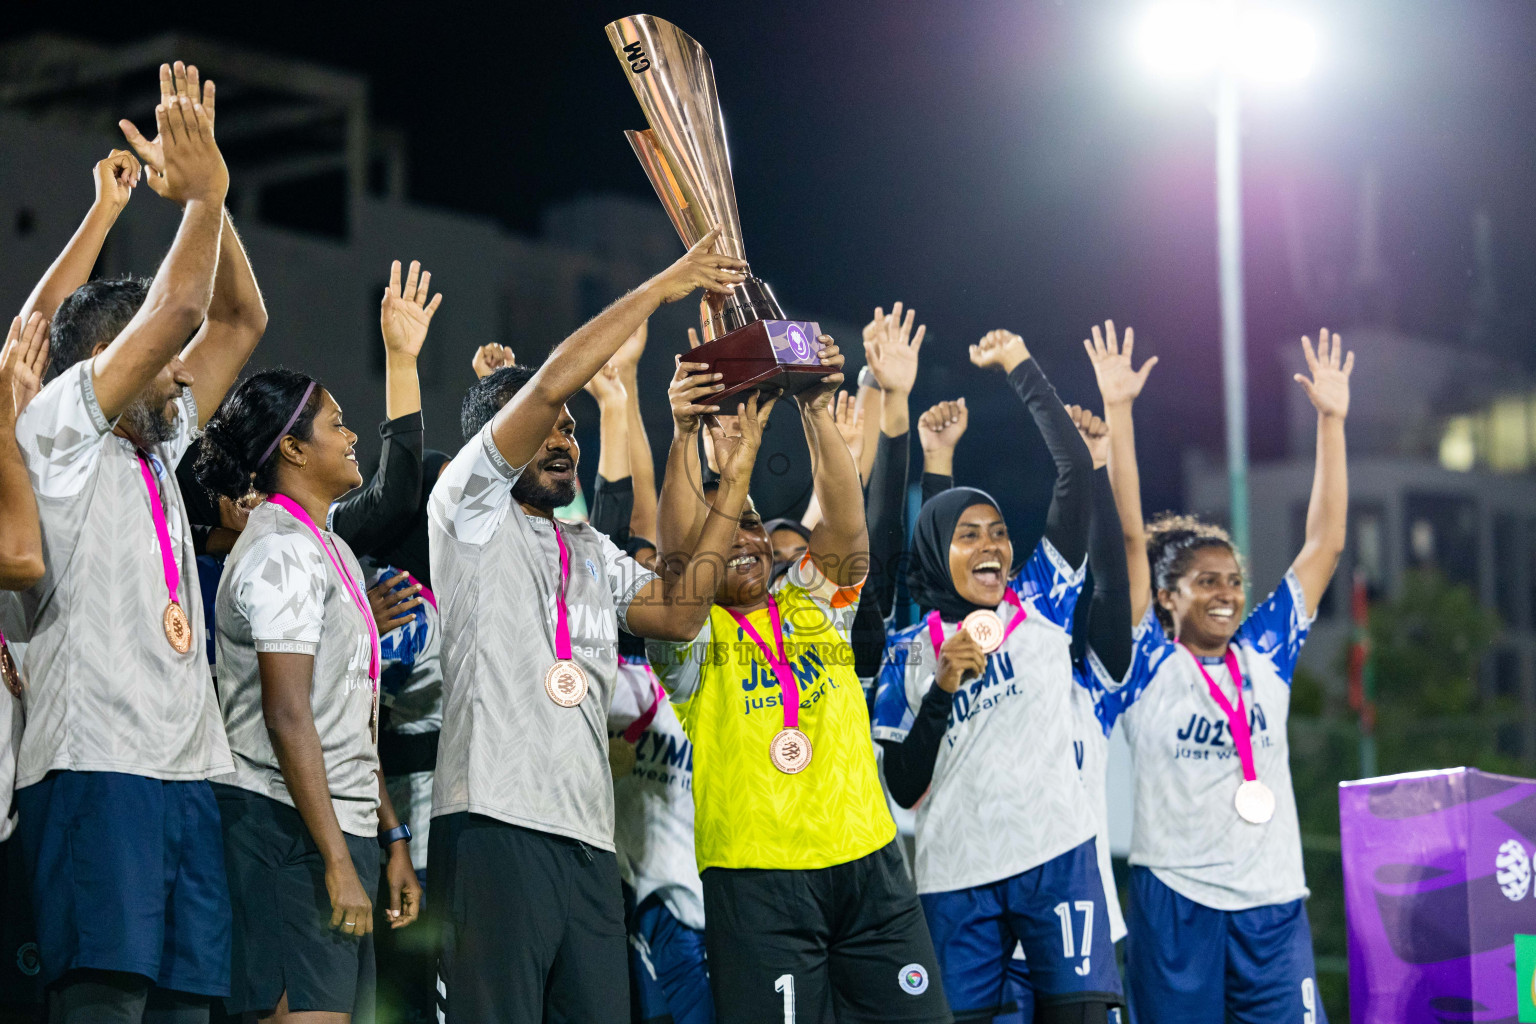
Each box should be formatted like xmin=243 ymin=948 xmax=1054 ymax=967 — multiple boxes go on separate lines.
xmin=898 ymin=963 xmax=929 ymax=995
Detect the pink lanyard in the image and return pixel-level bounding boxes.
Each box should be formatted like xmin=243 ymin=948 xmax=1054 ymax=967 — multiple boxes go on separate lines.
xmin=1183 ymin=645 xmax=1257 ymax=783
xmin=726 ymin=597 xmax=800 ymax=731
xmin=551 ymin=522 xmax=574 ymax=662
xmin=269 ymin=495 xmax=380 ymax=684
xmin=622 ymin=680 xmax=667 ymax=744
xmin=925 ymin=589 xmax=1028 ymax=655
xmin=136 ymin=453 xmax=183 ymax=612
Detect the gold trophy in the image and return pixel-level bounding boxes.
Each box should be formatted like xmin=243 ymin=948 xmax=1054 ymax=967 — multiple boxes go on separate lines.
xmin=607 ymin=14 xmax=829 ymax=399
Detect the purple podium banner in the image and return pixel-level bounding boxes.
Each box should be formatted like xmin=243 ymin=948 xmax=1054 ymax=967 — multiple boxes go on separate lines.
xmin=1341 ymin=767 xmax=1536 ymax=1023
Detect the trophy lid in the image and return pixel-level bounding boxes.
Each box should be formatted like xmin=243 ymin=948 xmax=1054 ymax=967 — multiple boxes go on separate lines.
xmin=606 ymin=14 xmax=747 ymax=261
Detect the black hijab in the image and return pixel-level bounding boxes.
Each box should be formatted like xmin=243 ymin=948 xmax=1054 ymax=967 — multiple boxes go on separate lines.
xmin=907 ymin=486 xmax=1006 ymax=623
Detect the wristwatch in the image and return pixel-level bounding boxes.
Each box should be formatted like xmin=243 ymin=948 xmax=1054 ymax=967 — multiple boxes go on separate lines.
xmin=857 ymin=366 xmax=882 ymax=392
xmin=378 ymin=823 xmax=412 ymax=849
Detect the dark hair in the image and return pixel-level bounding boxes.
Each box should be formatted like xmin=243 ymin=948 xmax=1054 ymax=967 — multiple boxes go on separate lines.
xmin=195 ymin=368 xmax=324 ymax=501
xmin=461 ymin=365 xmax=537 ymax=441
xmin=48 ymin=277 xmax=152 ymax=380
xmin=1145 ymin=513 xmax=1242 ymax=632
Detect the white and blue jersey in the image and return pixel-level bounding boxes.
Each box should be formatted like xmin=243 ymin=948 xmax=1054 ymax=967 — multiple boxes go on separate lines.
xmin=1070 ymin=663 xmax=1127 ymax=943
xmin=372 ymin=564 xmax=442 ymax=874
xmin=1093 ymin=570 xmax=1314 ymax=911
xmin=873 ymin=538 xmax=1094 ymax=894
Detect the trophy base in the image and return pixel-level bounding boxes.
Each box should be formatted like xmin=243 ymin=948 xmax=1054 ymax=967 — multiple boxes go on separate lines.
xmin=690 ymin=319 xmax=829 ymax=403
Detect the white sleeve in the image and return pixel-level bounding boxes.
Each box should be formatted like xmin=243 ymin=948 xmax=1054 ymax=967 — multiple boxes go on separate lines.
xmin=607 ymin=663 xmax=658 ymax=732
xmin=783 ymin=555 xmax=863 ymax=643
xmin=15 ymin=361 xmax=113 ymax=499
xmin=595 ymin=530 xmax=660 ymax=635
xmin=158 ymin=386 xmax=199 ymax=469
xmin=427 ymin=422 xmax=523 ymax=547
xmin=234 ymin=532 xmax=328 ymax=654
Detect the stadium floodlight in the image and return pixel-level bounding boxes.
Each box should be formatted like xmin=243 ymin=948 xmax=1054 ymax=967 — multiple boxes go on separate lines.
xmin=1132 ymin=1 xmax=1317 ymax=561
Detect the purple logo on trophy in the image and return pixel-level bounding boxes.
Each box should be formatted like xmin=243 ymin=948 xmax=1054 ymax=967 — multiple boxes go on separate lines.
xmin=786 ymin=324 xmax=811 ymax=361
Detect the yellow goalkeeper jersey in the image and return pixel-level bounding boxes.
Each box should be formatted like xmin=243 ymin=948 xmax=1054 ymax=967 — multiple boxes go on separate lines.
xmin=646 ymin=557 xmax=895 ymax=871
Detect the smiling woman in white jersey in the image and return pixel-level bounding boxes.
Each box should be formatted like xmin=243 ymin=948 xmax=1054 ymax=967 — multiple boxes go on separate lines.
xmin=872 ymin=329 xmax=1127 ymax=1023
xmin=1085 ymin=326 xmax=1352 ymax=1023
xmin=196 ymin=368 xmax=421 ymax=1021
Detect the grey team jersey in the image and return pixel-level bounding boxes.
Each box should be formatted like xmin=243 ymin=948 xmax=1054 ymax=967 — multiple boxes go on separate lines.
xmin=1093 ymin=571 xmax=1313 ymax=911
xmin=428 ymin=423 xmax=657 ymax=850
xmin=609 ymin=659 xmax=705 ymax=931
xmin=215 ymin=503 xmax=381 ymax=837
xmin=13 ymin=362 xmax=230 ymax=788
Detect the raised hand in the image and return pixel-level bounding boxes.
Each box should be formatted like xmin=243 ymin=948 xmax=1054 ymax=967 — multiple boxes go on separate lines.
xmin=613 ymin=321 xmax=648 ymax=375
xmin=918 ymin=398 xmax=969 ymax=456
xmin=380 ymin=260 xmax=443 ymax=360
xmin=668 ymin=361 xmax=725 ymax=436
xmin=1295 ymin=328 xmax=1353 ymax=420
xmin=798 ymin=336 xmax=845 ymax=413
xmin=583 ymin=364 xmax=627 ymax=408
xmin=1064 ymin=404 xmax=1110 ymax=470
xmin=120 ymin=62 xmax=222 ymax=204
xmin=1 ymin=314 xmax=50 ymax=423
xmin=863 ymin=302 xmax=925 ymax=395
xmin=1083 ymin=320 xmax=1156 ymax=407
xmin=647 ymin=227 xmax=749 ymax=304
xmin=831 ymin=391 xmax=865 ymax=464
xmin=969 ymin=329 xmax=1029 ymax=372
xmin=471 ymin=344 xmax=514 ymax=379
xmin=367 ymin=571 xmax=424 ymax=637
xmin=936 ymin=629 xmax=986 ymax=692
xmin=93 ymin=149 xmax=141 ymax=211
xmin=708 ymin=391 xmax=777 ymax=485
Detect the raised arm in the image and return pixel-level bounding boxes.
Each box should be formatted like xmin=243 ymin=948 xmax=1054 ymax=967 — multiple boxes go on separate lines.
xmin=330 ymin=260 xmax=440 ymax=553
xmin=863 ymin=302 xmax=924 ymax=439
xmin=1084 ymin=321 xmax=1157 ymax=624
xmin=0 ymin=315 xmax=49 ymax=590
xmin=970 ymin=330 xmax=1093 ymax=567
xmin=584 ymin=365 xmax=633 ymax=545
xmin=490 ymin=228 xmax=744 ymax=473
xmin=1289 ymin=329 xmax=1352 ymax=617
xmin=1065 ymin=405 xmax=1133 ymax=680
xmin=611 ymin=322 xmax=658 ymax=545
xmin=654 ymin=361 xmax=724 ymax=576
xmin=19 ymin=151 xmax=139 ymax=326
xmin=798 ymin=340 xmax=868 ymax=586
xmin=917 ymin=398 xmax=966 ymax=501
xmin=96 ymin=62 xmax=227 ymax=421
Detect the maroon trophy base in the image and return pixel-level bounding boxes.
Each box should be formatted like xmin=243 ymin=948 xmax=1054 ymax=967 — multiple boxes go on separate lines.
xmin=689 ymin=318 xmax=829 ymax=403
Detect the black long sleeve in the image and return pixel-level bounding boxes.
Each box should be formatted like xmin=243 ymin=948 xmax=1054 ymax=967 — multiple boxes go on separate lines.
xmin=921 ymin=471 xmax=953 ymax=505
xmin=589 ymin=475 xmax=635 ymax=547
xmin=878 ymin=685 xmax=955 ymax=808
xmin=851 ymin=431 xmax=911 ymax=679
xmin=331 ymin=412 xmax=424 ymax=557
xmin=1081 ymin=467 xmax=1133 ymax=681
xmin=1006 ymin=359 xmax=1092 ymax=568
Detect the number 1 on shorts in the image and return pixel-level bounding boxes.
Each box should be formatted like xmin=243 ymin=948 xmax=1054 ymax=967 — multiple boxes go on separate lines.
xmin=1053 ymin=900 xmax=1096 ymax=977
xmin=775 ymin=973 xmax=796 ymax=1023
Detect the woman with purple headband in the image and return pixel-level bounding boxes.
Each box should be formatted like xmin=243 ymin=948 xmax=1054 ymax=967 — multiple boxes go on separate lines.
xmin=194 ymin=368 xmax=421 ymax=1022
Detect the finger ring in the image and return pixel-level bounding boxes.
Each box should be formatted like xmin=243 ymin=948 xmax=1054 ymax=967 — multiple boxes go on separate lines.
xmin=343 ymin=921 xmax=354 ymax=930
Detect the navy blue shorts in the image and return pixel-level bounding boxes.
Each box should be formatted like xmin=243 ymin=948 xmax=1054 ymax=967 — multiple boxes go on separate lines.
xmin=629 ymin=894 xmax=714 ymax=1024
xmin=1126 ymin=866 xmax=1326 ymax=1024
xmin=0 ymin=837 xmax=43 ymax=1008
xmin=14 ymin=771 xmax=230 ymax=995
xmin=920 ymin=838 xmax=1123 ymax=1019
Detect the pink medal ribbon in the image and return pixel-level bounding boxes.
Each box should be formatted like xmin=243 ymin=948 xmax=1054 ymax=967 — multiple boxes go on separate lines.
xmin=622 ymin=680 xmax=667 ymax=745
xmin=727 ymin=596 xmax=812 ymax=774
xmin=926 ymin=588 xmax=1028 ymax=660
xmin=1182 ymin=644 xmax=1275 ymax=824
xmin=137 ymin=453 xmax=193 ymax=655
xmin=269 ymin=495 xmax=381 ymax=738
xmin=542 ymin=523 xmax=589 ymax=707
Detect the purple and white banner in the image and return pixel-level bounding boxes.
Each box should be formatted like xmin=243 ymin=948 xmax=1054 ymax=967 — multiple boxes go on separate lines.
xmin=1341 ymin=767 xmax=1536 ymax=1022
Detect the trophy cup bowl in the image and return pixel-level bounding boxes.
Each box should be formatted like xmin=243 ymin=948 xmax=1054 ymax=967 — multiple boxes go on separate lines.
xmin=607 ymin=14 xmax=831 ymax=401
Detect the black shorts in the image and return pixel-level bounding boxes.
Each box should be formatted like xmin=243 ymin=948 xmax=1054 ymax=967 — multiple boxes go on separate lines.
xmin=703 ymin=841 xmax=952 ymax=1024
xmin=0 ymin=838 xmax=42 ymax=1010
xmin=427 ymin=813 xmax=628 ymax=1024
xmin=214 ymin=784 xmax=380 ymax=1017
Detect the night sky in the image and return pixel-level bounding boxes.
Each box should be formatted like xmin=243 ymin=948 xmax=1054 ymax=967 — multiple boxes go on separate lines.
xmin=7 ymin=0 xmax=1536 ymax=525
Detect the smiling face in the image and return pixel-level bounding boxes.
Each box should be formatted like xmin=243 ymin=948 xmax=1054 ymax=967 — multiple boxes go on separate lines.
xmin=1158 ymin=545 xmax=1246 ymax=653
xmin=948 ymin=502 xmax=1013 ymax=609
xmin=511 ymin=405 xmax=580 ymax=514
xmin=716 ymin=498 xmax=773 ymax=609
xmin=306 ymin=390 xmax=363 ymax=501
xmin=770 ymin=527 xmax=809 ymax=566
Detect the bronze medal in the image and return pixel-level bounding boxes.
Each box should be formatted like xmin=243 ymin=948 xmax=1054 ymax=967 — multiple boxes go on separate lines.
xmin=163 ymin=601 xmax=192 ymax=655
xmin=961 ymin=609 xmax=1006 ymax=653
xmin=0 ymin=643 xmax=20 ymax=699
xmin=609 ymin=737 xmax=638 ymax=779
xmin=544 ymin=660 xmax=589 ymax=708
xmin=1235 ymin=779 xmax=1276 ymax=824
xmin=769 ymin=727 xmax=813 ymax=774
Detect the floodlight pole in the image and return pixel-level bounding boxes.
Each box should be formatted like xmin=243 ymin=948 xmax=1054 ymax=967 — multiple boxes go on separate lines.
xmin=1215 ymin=69 xmax=1250 ymax=560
